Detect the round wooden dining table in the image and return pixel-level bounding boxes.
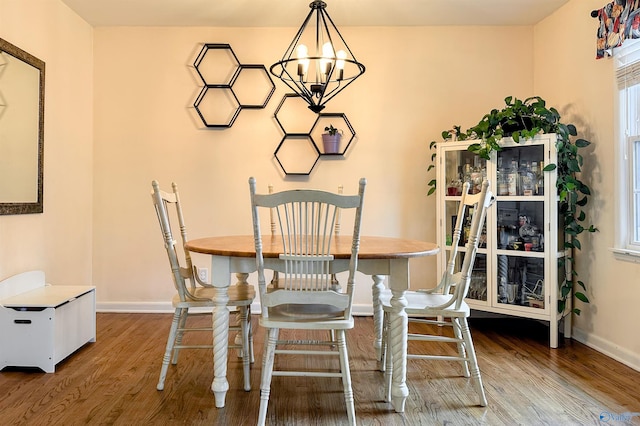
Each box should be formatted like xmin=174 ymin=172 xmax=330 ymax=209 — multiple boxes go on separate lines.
xmin=186 ymin=234 xmax=438 ymax=413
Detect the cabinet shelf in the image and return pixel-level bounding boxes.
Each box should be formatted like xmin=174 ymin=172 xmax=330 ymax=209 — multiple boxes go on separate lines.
xmin=495 ymin=195 xmax=545 ymax=202
xmin=436 ymin=134 xmax=570 ymax=348
xmin=495 ymin=249 xmax=545 ymax=258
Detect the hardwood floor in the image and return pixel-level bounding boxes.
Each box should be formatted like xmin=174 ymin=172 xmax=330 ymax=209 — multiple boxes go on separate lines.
xmin=1 ymin=313 xmax=639 ymax=425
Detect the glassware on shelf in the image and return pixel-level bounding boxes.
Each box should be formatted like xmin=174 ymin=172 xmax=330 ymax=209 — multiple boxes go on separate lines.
xmin=522 ymin=279 xmax=544 ymax=308
xmin=506 ymin=282 xmax=519 ymax=304
xmin=447 ymin=172 xmax=463 ymax=196
xmin=536 ymin=161 xmax=545 ymax=195
xmin=463 ymin=207 xmax=473 ymax=245
xmin=507 ymin=159 xmax=519 ymax=196
xmin=497 ymin=156 xmax=509 ymax=196
xmin=520 ymin=161 xmax=536 ymax=196
xmin=470 ymin=155 xmax=484 ymax=194
xmin=471 ymin=168 xmax=483 ymax=194
xmin=497 ymin=255 xmax=545 ymax=308
xmin=531 ymin=161 xmax=540 ymax=195
xmin=463 ymin=158 xmax=473 ymax=187
xmin=467 ymin=253 xmax=487 ymax=301
xmin=447 ymin=179 xmax=458 ymax=196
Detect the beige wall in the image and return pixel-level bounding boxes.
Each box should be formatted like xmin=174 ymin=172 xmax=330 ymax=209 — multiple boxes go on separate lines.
xmin=1 ymin=0 xmax=637 ymax=371
xmin=535 ymin=0 xmax=640 ymax=369
xmin=0 ymin=0 xmax=93 ymax=285
xmin=91 ymin=25 xmax=533 ymax=309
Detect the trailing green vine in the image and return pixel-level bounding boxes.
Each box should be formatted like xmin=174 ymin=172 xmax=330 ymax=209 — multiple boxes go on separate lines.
xmin=428 ymin=96 xmax=597 ymax=315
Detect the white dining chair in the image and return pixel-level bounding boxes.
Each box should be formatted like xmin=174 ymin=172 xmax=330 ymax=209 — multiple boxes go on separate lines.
xmin=249 ymin=177 xmax=366 ymax=426
xmin=380 ymin=180 xmax=493 ymax=407
xmin=151 ymin=180 xmax=255 ymax=392
xmin=268 ymin=183 xmax=343 ymax=292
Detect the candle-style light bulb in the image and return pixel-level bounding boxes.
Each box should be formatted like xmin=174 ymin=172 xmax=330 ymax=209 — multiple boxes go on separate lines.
xmin=322 ymin=42 xmax=334 ymax=58
xmin=297 ymin=44 xmax=309 ymax=77
xmin=320 ymin=42 xmax=334 ymax=76
xmin=336 ymin=50 xmax=346 ymax=80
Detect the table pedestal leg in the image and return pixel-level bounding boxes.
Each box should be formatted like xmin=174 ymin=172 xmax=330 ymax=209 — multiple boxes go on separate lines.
xmin=211 ymin=285 xmax=230 ymax=408
xmin=389 ymin=288 xmax=408 ymax=413
xmin=371 ymin=274 xmax=385 ymax=361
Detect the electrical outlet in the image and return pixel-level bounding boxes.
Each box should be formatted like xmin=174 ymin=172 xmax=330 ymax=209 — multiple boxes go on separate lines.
xmin=197 ymin=267 xmax=208 ymax=283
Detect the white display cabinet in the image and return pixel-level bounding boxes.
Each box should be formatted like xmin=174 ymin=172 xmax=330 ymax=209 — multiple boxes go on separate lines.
xmin=435 ymin=134 xmax=571 ymax=348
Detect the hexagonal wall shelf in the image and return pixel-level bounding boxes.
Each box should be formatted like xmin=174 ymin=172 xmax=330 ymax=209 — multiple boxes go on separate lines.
xmin=272 ymin=94 xmax=358 ymax=175
xmin=193 ymin=43 xmax=274 ymax=128
xmin=231 ymin=65 xmax=275 ymax=109
xmin=310 ymin=113 xmax=356 ymax=156
xmin=274 ymin=135 xmax=320 ymax=176
xmin=194 ymin=86 xmax=241 ymax=128
xmin=194 ymin=43 xmax=240 ymax=86
xmin=274 ymin=94 xmax=318 ymax=135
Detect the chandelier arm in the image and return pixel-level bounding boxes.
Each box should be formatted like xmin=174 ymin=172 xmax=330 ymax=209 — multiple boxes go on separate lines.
xmin=320 ymin=79 xmax=342 ymax=100
xmin=315 ymin=63 xmax=365 ymax=110
xmin=271 ymin=61 xmax=315 ymax=100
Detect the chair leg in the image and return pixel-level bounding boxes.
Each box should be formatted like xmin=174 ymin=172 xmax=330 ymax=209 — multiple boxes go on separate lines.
xmin=248 ymin=307 xmax=255 ymax=364
xmin=239 ymin=306 xmax=251 ymax=391
xmin=459 ymin=318 xmax=487 ymax=406
xmin=452 ymin=318 xmax=470 ymax=377
xmin=258 ymin=328 xmax=278 ymax=426
xmin=171 ymin=307 xmax=189 ymax=365
xmin=336 ymin=329 xmax=356 ymax=426
xmin=379 ymin=312 xmax=389 ymax=372
xmin=383 ymin=321 xmax=393 ymax=403
xmin=234 ymin=310 xmax=244 ymax=359
xmin=157 ymin=307 xmax=181 ymax=391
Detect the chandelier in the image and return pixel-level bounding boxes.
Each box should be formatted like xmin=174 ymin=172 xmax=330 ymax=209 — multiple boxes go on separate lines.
xmin=270 ymin=1 xmax=365 ymax=113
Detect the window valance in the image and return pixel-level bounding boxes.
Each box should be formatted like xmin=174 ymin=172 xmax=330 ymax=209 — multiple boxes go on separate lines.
xmin=595 ymin=0 xmax=640 ymax=58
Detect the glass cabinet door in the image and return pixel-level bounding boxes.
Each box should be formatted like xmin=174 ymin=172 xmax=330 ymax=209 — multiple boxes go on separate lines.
xmin=494 ymin=144 xmax=548 ymax=311
xmin=442 ymin=148 xmax=489 ymax=305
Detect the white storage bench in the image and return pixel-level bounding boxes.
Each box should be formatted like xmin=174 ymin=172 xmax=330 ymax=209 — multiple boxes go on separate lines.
xmin=0 ymin=270 xmax=96 ymax=373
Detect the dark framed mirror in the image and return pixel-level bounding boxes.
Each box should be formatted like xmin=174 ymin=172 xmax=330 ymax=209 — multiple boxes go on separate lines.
xmin=0 ymin=38 xmax=45 ymax=215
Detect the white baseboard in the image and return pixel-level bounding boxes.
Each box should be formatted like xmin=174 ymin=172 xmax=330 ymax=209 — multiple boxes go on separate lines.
xmin=572 ymin=327 xmax=640 ymax=372
xmin=96 ymin=301 xmax=375 ymax=316
xmin=97 ymin=301 xmax=175 ymax=313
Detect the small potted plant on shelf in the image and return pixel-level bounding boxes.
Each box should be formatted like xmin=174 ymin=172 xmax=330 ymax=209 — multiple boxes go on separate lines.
xmin=322 ymin=124 xmax=343 ymax=154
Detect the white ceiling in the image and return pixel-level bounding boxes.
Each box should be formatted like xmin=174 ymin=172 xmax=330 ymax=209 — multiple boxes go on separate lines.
xmin=60 ymin=0 xmax=570 ymax=27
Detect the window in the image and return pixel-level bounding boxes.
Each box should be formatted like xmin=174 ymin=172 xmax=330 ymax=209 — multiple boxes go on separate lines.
xmin=614 ymin=39 xmax=640 ymax=261
xmin=632 ymin=138 xmax=640 ymax=244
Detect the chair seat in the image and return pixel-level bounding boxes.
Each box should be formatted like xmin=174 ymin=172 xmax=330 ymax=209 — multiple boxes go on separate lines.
xmin=380 ymin=289 xmax=470 ymax=318
xmin=173 ymin=284 xmax=256 ymax=308
xmin=260 ymin=304 xmax=353 ymax=330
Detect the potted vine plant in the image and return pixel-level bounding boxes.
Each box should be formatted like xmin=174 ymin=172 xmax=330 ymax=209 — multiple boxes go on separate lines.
xmin=322 ymin=124 xmax=343 ymax=154
xmin=427 ymin=96 xmax=597 ymax=315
